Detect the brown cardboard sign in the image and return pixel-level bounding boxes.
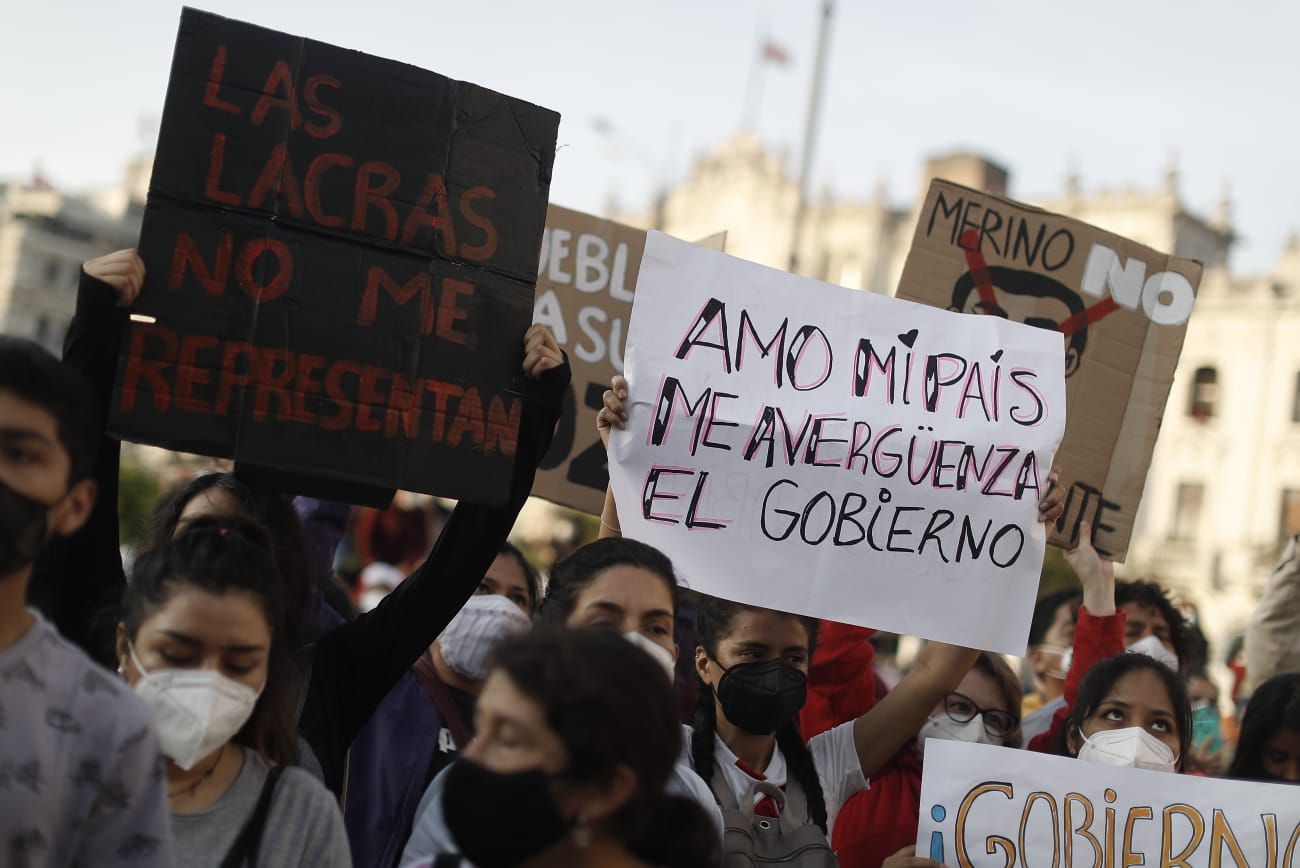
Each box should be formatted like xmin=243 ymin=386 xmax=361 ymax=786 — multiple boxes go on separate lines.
xmin=531 ymin=206 xmax=724 ymax=514
xmin=896 ymin=180 xmax=1201 ymax=559
xmin=109 ymin=8 xmax=559 ymax=507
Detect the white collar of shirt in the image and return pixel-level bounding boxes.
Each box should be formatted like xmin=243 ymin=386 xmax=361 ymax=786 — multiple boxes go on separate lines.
xmin=712 ymin=732 xmax=786 ymax=806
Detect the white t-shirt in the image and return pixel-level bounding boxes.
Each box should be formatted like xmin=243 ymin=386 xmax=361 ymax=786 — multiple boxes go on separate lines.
xmin=689 ymin=720 xmax=868 ymax=836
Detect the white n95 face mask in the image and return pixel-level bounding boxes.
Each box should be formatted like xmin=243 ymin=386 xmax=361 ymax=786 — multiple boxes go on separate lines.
xmin=1077 ymin=726 xmax=1178 ymax=773
xmin=438 ymin=594 xmax=531 ymax=682
xmin=623 ymin=630 xmax=677 ymax=680
xmin=919 ymin=712 xmax=996 ymax=746
xmin=1126 ymin=634 xmax=1180 ymax=672
xmin=128 ymin=643 xmax=262 ymax=770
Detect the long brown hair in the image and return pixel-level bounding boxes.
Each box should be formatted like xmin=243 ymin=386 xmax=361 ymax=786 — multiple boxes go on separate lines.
xmin=122 ymin=517 xmax=299 ymax=766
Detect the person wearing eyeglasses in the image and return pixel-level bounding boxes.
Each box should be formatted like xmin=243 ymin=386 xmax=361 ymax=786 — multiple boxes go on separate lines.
xmin=830 ymin=651 xmax=1023 ymax=868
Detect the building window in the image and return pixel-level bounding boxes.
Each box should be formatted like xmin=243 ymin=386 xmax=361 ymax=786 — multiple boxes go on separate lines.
xmin=1188 ymin=366 xmax=1218 ymax=421
xmin=42 ymin=259 xmax=60 ymax=285
xmin=1292 ymin=372 xmax=1300 ymax=423
xmin=1281 ymin=489 xmax=1300 ymax=545
xmin=1171 ymin=482 xmax=1204 ymax=541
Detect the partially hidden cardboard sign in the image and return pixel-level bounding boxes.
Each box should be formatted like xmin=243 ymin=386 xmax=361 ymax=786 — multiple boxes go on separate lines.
xmin=109 ymin=8 xmax=559 ymax=505
xmin=608 ymin=232 xmax=1065 ymax=655
xmin=917 ymin=741 xmax=1300 ymax=866
xmin=531 ymin=206 xmax=723 ymax=515
xmin=897 ymin=180 xmax=1201 ymax=559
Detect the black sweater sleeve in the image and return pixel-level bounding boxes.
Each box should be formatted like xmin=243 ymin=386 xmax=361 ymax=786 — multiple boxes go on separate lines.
xmin=298 ymin=359 xmax=570 ymax=795
xmin=28 ymin=270 xmax=127 ymax=664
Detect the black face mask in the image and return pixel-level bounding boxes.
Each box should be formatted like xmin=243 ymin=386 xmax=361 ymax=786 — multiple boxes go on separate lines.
xmin=443 ymin=760 xmax=572 ymax=867
xmin=716 ymin=659 xmax=808 ymax=735
xmin=0 ymin=480 xmax=55 ymax=576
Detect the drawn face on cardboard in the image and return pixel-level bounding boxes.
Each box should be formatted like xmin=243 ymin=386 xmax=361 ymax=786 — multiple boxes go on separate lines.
xmin=949 ymin=267 xmax=1087 ymax=377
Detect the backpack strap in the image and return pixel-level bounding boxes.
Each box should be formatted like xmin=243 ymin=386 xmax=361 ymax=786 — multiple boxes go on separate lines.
xmin=412 ymin=656 xmax=472 ymax=748
xmin=711 ymin=763 xmax=812 ymax=823
xmin=219 ymin=766 xmax=285 ymax=868
xmin=709 ymin=764 xmax=742 ymax=811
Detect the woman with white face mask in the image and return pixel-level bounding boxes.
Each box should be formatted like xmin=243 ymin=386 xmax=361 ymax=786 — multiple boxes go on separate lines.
xmin=839 ymin=653 xmax=1022 ymax=867
xmin=399 ymin=538 xmax=721 ymax=868
xmin=1061 ymin=652 xmax=1191 ymax=773
xmin=116 ymin=518 xmax=350 ymax=867
xmin=346 ymin=543 xmax=537 ymax=868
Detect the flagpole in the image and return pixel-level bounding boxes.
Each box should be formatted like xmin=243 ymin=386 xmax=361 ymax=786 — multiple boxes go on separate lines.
xmin=787 ymin=0 xmax=834 ymax=274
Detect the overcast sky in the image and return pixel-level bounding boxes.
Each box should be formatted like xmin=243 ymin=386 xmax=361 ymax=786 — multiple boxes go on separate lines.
xmin=2 ymin=0 xmax=1296 ymax=271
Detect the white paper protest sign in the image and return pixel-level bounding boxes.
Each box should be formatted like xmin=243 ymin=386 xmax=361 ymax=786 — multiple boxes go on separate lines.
xmin=917 ymin=741 xmax=1300 ymax=866
xmin=607 ymin=232 xmax=1066 ymax=655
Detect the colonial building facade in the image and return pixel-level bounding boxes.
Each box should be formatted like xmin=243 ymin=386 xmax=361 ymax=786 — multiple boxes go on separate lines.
xmin=0 ymin=159 xmax=147 ymax=351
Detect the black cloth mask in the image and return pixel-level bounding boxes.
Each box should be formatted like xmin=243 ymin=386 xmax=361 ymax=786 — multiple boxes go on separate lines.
xmin=716 ymin=659 xmax=808 ymax=735
xmin=442 ymin=760 xmax=572 ymax=866
xmin=0 ymin=480 xmax=55 ymax=576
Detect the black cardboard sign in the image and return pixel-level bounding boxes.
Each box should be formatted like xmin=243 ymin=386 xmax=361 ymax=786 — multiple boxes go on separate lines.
xmin=110 ymin=8 xmax=559 ymax=505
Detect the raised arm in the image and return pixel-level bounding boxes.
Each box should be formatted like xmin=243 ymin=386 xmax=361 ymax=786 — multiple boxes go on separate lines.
xmin=30 ymin=251 xmax=142 ymax=664
xmin=595 ymin=374 xmax=630 ymax=539
xmin=850 ymin=641 xmax=979 ymax=776
xmin=851 ymin=472 xmax=1066 ymax=773
xmin=1028 ymin=520 xmax=1126 ymax=752
xmin=300 ymin=325 xmax=569 ymax=794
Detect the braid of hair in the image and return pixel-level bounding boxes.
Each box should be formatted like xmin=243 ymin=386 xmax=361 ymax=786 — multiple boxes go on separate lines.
xmin=691 ymin=683 xmax=718 ymax=790
xmin=776 ymin=720 xmax=828 ymax=833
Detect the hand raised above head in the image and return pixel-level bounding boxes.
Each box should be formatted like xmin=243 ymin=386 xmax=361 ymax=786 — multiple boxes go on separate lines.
xmin=83 ymin=249 xmax=145 ymax=308
xmin=596 ymin=374 xmax=628 ymax=448
xmin=522 ymin=324 xmax=563 ymax=380
xmin=1065 ymin=520 xmax=1116 ymax=615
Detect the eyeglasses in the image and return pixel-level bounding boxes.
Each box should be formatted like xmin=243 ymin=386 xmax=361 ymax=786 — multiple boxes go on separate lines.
xmin=943 ymin=692 xmax=1018 ymax=739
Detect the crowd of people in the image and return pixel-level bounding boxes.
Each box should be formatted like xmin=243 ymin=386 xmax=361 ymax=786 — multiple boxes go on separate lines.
xmin=2 ymin=249 xmax=1297 ymax=867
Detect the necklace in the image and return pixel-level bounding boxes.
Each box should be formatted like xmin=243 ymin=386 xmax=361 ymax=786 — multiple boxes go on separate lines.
xmin=168 ymin=744 xmax=225 ymax=800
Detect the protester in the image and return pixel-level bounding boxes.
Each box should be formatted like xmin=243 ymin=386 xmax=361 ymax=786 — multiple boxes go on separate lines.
xmin=356 ymin=560 xmax=403 ymax=613
xmin=0 ymin=335 xmax=175 ymax=867
xmin=594 ymin=373 xmax=1062 ymax=852
xmin=117 ymin=517 xmax=350 ymax=866
xmin=419 ymin=628 xmax=719 ymax=868
xmin=1115 ymin=577 xmax=1187 ymax=669
xmin=345 ymin=543 xmax=537 ymax=868
xmin=399 ymin=537 xmax=720 ymax=866
xmin=1060 ymin=651 xmax=1192 ymax=772
xmin=834 ymin=652 xmax=1022 ymax=867
xmin=1019 ymin=587 xmax=1080 ymax=744
xmin=45 ymin=250 xmax=570 ymax=798
xmin=690 ymin=593 xmax=978 ymax=854
xmin=1227 ymin=673 xmax=1300 ymax=783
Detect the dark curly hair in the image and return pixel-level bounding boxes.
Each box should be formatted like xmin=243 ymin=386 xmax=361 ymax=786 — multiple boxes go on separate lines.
xmin=1115 ymin=578 xmax=1188 ymax=664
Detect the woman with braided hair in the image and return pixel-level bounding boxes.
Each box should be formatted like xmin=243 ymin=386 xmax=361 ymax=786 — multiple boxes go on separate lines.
xmin=689 ymin=594 xmax=980 ymax=845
